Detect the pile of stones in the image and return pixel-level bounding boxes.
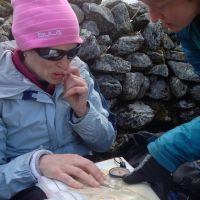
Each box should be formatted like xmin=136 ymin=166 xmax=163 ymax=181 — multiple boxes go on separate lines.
xmin=1 ymin=0 xmax=200 ymax=144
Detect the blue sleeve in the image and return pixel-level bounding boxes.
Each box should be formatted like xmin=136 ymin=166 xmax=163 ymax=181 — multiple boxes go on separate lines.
xmin=176 ymin=23 xmax=200 ymax=76
xmin=0 ymin=116 xmax=37 ymax=199
xmin=148 ymin=116 xmax=200 ymax=172
xmin=69 ymin=68 xmax=116 ymax=152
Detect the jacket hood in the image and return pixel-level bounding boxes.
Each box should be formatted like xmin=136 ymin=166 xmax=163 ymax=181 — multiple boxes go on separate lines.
xmin=0 ymin=50 xmax=34 ymax=98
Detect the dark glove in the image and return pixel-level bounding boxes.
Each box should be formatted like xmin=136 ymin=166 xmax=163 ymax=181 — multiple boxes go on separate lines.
xmin=123 ymin=154 xmax=172 ymax=200
xmin=173 ymin=162 xmax=200 ymax=199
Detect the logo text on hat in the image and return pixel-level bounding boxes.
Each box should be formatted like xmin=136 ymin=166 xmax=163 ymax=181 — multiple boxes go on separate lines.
xmin=37 ymin=30 xmax=62 ymax=39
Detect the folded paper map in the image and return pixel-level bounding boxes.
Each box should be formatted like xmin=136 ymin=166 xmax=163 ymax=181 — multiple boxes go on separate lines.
xmin=37 ymin=157 xmax=159 ymax=200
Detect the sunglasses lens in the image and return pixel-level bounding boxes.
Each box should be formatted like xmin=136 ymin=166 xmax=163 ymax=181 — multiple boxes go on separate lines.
xmin=35 ymin=48 xmax=64 ymax=61
xmin=47 ymin=49 xmax=65 ymax=60
xmin=67 ymin=45 xmax=81 ymax=59
xmin=35 ymin=44 xmax=81 ymax=61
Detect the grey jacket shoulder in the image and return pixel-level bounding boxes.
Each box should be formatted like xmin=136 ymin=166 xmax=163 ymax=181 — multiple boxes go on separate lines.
xmin=0 ymin=50 xmax=35 ymax=98
xmin=0 ymin=40 xmax=16 ymax=57
xmin=71 ymin=56 xmax=90 ymax=74
xmin=71 ymin=56 xmax=92 ymax=83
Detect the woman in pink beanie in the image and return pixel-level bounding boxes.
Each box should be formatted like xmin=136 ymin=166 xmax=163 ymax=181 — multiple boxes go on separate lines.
xmin=0 ymin=0 xmax=116 ymax=199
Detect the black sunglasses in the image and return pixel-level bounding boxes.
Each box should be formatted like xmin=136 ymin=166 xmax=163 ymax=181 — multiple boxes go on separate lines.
xmin=34 ymin=44 xmax=81 ymax=61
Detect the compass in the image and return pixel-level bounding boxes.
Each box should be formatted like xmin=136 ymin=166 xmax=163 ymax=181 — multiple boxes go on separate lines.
xmin=109 ymin=167 xmax=130 ymax=178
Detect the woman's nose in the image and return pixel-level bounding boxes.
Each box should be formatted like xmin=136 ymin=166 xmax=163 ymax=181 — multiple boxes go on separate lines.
xmin=57 ymin=55 xmax=71 ymax=70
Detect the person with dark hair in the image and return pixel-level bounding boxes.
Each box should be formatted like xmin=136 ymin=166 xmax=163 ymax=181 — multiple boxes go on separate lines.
xmin=0 ymin=0 xmax=116 ymax=199
xmin=123 ymin=0 xmax=200 ymax=200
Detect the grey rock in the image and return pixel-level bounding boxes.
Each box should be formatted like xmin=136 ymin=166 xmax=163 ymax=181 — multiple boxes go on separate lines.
xmin=112 ymin=74 xmax=125 ymax=82
xmin=162 ymin=33 xmax=175 ymax=49
xmin=101 ymin=0 xmax=123 ymax=9
xmin=0 ymin=17 xmax=4 ymax=25
xmin=148 ymin=102 xmax=172 ymax=122
xmin=132 ymin=13 xmax=149 ymax=32
xmin=130 ymin=1 xmax=148 ymax=15
xmin=165 ymin=50 xmax=187 ymax=62
xmin=127 ymin=52 xmax=152 ymax=70
xmin=97 ymin=75 xmax=122 ymax=99
xmin=78 ymin=34 xmax=101 ymax=61
xmin=70 ymin=4 xmax=85 ymax=24
xmin=146 ymin=51 xmax=165 ymax=64
xmin=148 ymin=64 xmax=169 ymax=77
xmin=170 ymin=77 xmax=187 ymax=98
xmin=99 ymin=45 xmax=109 ymax=54
xmin=97 ymin=35 xmax=112 ymax=54
xmin=91 ymin=54 xmax=131 ymax=74
xmin=0 ymin=27 xmax=8 ymax=39
xmin=0 ymin=34 xmax=8 ymax=42
xmin=110 ymin=34 xmax=144 ymax=56
xmin=69 ymin=0 xmax=102 ymax=7
xmin=82 ymin=20 xmax=100 ymax=36
xmin=143 ymin=22 xmax=163 ymax=50
xmin=117 ymin=101 xmax=155 ymax=130
xmin=125 ymin=3 xmax=141 ymax=19
xmin=2 ymin=0 xmax=200 ymax=135
xmin=168 ymin=61 xmax=200 ymax=82
xmin=174 ymin=45 xmax=184 ymax=52
xmin=148 ymin=79 xmax=171 ymax=100
xmin=0 ymin=2 xmax=12 ymax=18
xmin=190 ymin=85 xmax=200 ymax=101
xmin=122 ymin=72 xmax=149 ymax=100
xmin=82 ymin=3 xmax=116 ymax=34
xmin=179 ymin=107 xmax=200 ymax=122
xmin=137 ymin=76 xmax=150 ymax=99
xmin=175 ymin=100 xmax=196 ymax=109
xmin=106 ymin=98 xmax=118 ymax=109
xmin=80 ymin=28 xmax=93 ymax=39
xmin=111 ymin=3 xmax=132 ymax=35
xmin=97 ymin=35 xmax=112 ymax=46
xmin=1 ymin=16 xmax=12 ymax=37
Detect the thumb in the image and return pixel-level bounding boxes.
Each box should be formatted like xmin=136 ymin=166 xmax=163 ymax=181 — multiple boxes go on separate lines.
xmin=123 ymin=170 xmax=148 ymax=184
xmin=123 ymin=154 xmax=151 ymax=184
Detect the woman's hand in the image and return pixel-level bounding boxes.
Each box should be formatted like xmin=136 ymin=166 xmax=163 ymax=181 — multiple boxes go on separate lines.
xmin=39 ymin=154 xmax=106 ymax=189
xmin=63 ymin=67 xmax=89 ymax=117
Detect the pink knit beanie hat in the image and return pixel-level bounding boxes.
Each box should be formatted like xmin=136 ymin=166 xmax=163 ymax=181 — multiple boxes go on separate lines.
xmin=11 ymin=0 xmax=83 ymax=51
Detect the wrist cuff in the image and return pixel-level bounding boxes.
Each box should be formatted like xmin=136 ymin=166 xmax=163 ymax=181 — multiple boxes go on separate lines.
xmin=71 ymin=101 xmax=90 ymax=124
xmin=30 ymin=150 xmax=52 ymax=179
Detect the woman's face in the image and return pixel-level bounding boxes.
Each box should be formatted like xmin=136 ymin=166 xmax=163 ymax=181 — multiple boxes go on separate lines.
xmin=23 ymin=44 xmax=77 ymax=85
xmin=141 ymin=0 xmax=200 ymax=32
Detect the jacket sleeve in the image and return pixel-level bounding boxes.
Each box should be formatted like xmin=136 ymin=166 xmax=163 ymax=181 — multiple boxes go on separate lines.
xmin=176 ymin=22 xmax=200 ymax=77
xmin=69 ymin=59 xmax=116 ymax=152
xmin=0 ymin=116 xmax=37 ymax=199
xmin=148 ymin=116 xmax=200 ymax=173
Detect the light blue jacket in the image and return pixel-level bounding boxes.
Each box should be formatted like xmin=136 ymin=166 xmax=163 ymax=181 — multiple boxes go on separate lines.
xmin=148 ymin=16 xmax=200 ymax=172
xmin=0 ymin=50 xmax=116 ymax=199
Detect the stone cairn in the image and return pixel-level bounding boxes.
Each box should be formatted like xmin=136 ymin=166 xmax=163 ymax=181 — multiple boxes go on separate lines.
xmin=1 ymin=0 xmax=200 ymax=148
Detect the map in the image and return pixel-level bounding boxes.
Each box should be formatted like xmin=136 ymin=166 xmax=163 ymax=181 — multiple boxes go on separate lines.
xmin=38 ymin=158 xmax=159 ymax=200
